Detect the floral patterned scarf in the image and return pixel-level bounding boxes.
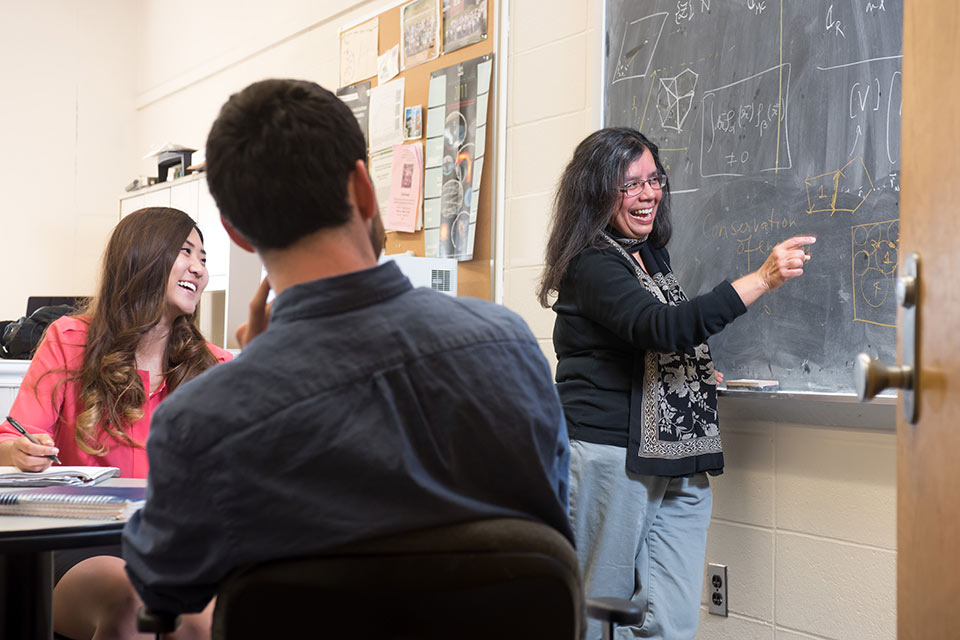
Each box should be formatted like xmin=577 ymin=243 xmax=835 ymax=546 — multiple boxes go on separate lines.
xmin=599 ymin=230 xmax=723 ymax=473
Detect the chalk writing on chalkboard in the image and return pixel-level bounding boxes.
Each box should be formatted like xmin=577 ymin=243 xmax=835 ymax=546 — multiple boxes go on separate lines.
xmin=603 ymin=0 xmax=902 ymax=393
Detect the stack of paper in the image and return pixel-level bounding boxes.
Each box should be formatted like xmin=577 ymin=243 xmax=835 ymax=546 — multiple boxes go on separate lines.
xmin=0 ymin=466 xmax=120 ymax=488
xmin=0 ymin=485 xmax=145 ymax=520
xmin=384 ymin=142 xmax=424 ymax=233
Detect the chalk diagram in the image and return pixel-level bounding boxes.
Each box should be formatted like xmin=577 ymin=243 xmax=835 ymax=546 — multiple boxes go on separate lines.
xmin=851 ymin=218 xmax=899 ymax=327
xmin=611 ymin=12 xmax=668 ymax=85
xmin=804 ymin=157 xmax=874 ymax=216
xmin=657 ymin=69 xmax=698 ymax=132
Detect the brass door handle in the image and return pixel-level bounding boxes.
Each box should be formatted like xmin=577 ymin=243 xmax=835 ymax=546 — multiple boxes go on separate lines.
xmin=854 ymin=354 xmax=913 ymax=401
xmin=853 ymin=252 xmax=919 ymax=424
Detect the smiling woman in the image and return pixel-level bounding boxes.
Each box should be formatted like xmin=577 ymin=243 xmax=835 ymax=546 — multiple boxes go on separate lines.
xmin=0 ymin=207 xmax=232 ymax=640
xmin=166 ymin=227 xmax=209 ymax=321
xmin=538 ymin=127 xmax=814 ymax=640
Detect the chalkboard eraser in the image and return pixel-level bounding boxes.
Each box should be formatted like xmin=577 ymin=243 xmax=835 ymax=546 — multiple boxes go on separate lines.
xmin=724 ymin=379 xmax=780 ymax=391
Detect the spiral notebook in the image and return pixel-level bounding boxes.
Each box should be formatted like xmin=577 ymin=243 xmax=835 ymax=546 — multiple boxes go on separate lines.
xmin=0 ymin=485 xmax=146 ymax=520
xmin=0 ymin=466 xmax=121 ymax=487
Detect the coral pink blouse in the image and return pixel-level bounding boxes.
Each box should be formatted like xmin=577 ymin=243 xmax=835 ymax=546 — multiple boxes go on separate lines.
xmin=0 ymin=316 xmax=232 ymax=478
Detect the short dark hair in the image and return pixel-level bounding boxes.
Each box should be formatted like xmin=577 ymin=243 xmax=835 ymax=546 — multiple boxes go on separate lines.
xmin=205 ymin=79 xmax=367 ymax=250
xmin=537 ymin=127 xmax=673 ymax=307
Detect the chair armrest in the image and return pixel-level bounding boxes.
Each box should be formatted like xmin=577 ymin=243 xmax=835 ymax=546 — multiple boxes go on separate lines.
xmin=585 ymin=596 xmax=644 ymax=627
xmin=136 ymin=606 xmax=182 ymax=634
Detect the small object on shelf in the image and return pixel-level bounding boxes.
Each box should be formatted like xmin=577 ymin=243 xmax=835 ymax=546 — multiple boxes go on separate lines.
xmin=186 ymin=148 xmax=206 ymax=173
xmin=124 ymin=176 xmax=156 ymax=192
xmin=143 ymin=143 xmax=197 ymax=183
xmin=157 ymin=149 xmax=194 ymax=183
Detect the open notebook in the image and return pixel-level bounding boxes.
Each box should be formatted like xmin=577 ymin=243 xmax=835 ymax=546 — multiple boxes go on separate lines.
xmin=0 ymin=485 xmax=146 ymax=520
xmin=0 ymin=466 xmax=121 ymax=488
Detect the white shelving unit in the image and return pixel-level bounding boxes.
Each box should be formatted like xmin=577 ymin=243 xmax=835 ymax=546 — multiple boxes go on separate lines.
xmin=120 ymin=173 xmax=262 ymax=349
xmin=0 ymin=360 xmax=29 ymax=419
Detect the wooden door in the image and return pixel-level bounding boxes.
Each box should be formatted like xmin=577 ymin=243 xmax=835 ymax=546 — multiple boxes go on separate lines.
xmin=898 ymin=1 xmax=960 ymax=636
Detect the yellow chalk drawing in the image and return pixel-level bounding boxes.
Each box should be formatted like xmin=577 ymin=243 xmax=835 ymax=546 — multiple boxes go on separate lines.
xmin=851 ymin=218 xmax=898 ymax=327
xmin=804 ymin=157 xmax=874 ymax=216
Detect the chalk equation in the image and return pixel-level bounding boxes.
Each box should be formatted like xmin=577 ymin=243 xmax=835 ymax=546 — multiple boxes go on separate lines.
xmin=675 ymin=0 xmax=711 ymax=24
xmin=700 ymin=64 xmax=791 ymax=178
xmin=816 ymin=57 xmax=902 ymax=165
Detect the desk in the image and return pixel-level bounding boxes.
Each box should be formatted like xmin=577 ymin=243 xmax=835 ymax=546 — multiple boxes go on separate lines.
xmin=0 ymin=478 xmax=145 ymax=640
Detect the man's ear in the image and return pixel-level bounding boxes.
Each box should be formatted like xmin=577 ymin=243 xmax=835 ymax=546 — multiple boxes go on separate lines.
xmin=221 ymin=216 xmax=256 ymax=253
xmin=350 ymin=159 xmax=378 ymax=222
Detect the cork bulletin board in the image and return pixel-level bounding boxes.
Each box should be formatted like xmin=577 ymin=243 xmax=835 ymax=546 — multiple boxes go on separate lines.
xmin=341 ymin=0 xmax=496 ymax=300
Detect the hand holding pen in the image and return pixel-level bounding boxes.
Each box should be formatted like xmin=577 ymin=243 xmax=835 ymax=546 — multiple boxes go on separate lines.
xmin=4 ymin=416 xmax=60 ymax=472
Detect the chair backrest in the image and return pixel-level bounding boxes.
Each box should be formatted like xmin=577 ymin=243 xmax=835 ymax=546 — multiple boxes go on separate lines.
xmin=26 ymin=296 xmax=86 ymax=316
xmin=211 ymin=518 xmax=584 ymax=640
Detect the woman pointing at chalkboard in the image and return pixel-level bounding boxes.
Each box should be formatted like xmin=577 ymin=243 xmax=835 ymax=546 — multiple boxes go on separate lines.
xmin=538 ymin=127 xmax=813 ymax=640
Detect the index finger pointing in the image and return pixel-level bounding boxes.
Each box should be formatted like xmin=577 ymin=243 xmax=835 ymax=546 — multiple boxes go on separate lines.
xmin=780 ymin=235 xmax=818 ymax=250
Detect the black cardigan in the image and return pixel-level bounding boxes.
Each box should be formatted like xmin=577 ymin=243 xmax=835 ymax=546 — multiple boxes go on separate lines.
xmin=552 ymin=241 xmax=747 ymax=475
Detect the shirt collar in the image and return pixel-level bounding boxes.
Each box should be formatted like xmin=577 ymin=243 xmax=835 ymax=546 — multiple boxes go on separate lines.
xmin=269 ymin=261 xmax=413 ymax=323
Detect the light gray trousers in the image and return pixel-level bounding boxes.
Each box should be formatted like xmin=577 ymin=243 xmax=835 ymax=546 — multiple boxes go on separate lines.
xmin=569 ymin=440 xmax=712 ymax=640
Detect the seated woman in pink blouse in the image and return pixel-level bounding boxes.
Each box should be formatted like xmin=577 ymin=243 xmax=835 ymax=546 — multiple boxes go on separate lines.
xmin=0 ymin=207 xmax=231 ymax=640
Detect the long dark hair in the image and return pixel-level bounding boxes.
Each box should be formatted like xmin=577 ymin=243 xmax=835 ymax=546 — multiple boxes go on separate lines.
xmin=537 ymin=128 xmax=672 ymax=307
xmin=63 ymin=208 xmax=217 ymax=455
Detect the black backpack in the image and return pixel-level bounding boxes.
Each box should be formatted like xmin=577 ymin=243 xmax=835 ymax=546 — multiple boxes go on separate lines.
xmin=0 ymin=305 xmax=76 ymax=359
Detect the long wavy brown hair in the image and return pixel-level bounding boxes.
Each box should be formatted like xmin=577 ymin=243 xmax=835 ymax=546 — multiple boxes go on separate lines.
xmin=537 ymin=128 xmax=673 ymax=307
xmin=59 ymin=208 xmax=218 ymax=455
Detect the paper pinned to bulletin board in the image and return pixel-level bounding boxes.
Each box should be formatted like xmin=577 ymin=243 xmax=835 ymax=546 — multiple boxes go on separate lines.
xmin=422 ymin=54 xmax=493 ymax=261
xmin=385 ymin=142 xmax=424 ymax=233
xmin=339 ymin=18 xmax=379 ymax=86
xmin=336 ymin=0 xmax=496 ymax=299
xmin=336 ymin=81 xmax=372 ymax=146
xmin=368 ymin=78 xmax=406 ymax=152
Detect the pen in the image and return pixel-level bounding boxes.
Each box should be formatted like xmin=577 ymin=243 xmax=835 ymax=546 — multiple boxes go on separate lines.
xmin=5 ymin=416 xmax=61 ymax=465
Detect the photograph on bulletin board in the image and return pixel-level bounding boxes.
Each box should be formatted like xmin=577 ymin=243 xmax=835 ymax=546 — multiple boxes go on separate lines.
xmin=401 ymin=0 xmax=441 ymax=70
xmin=442 ymin=0 xmax=487 ymax=53
xmin=404 ymin=105 xmax=423 ymax=139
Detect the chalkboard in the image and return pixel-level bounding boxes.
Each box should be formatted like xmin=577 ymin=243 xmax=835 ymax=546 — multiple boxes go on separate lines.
xmin=604 ymin=0 xmax=901 ymax=393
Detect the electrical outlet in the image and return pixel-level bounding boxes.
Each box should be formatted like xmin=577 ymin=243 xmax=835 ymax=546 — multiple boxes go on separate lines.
xmin=708 ymin=563 xmax=728 ymax=617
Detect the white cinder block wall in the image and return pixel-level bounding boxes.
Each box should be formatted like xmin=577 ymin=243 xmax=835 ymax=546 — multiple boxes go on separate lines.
xmin=503 ymin=0 xmax=601 ymax=369
xmin=503 ymin=2 xmax=897 ymax=639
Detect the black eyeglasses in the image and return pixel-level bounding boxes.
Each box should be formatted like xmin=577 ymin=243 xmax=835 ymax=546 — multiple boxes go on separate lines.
xmin=618 ymin=174 xmax=667 ymax=197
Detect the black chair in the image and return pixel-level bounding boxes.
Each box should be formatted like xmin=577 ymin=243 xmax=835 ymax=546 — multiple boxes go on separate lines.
xmin=138 ymin=518 xmax=641 ymax=639
xmin=25 ymin=296 xmax=86 ymax=316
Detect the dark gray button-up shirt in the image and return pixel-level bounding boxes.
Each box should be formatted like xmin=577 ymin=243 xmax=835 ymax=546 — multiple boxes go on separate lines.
xmin=123 ymin=261 xmax=571 ymax=614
